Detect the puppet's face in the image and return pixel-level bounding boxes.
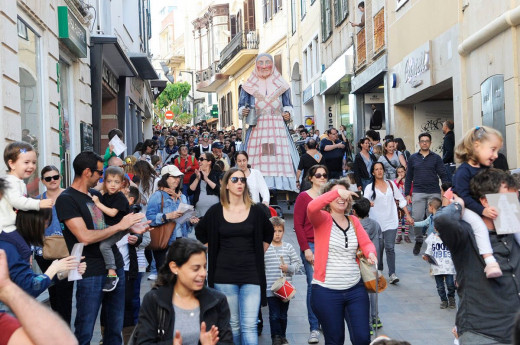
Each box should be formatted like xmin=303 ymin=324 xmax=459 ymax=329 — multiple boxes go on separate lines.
xmin=256 ymin=56 xmax=273 ymax=79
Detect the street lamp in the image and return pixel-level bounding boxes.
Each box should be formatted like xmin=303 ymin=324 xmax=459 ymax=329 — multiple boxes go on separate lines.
xmin=179 ymin=70 xmax=195 ymax=125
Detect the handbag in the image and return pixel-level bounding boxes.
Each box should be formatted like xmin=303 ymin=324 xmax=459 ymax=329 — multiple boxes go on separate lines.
xmin=148 ymin=193 xmax=176 ymax=251
xmin=43 ymin=235 xmax=69 ymax=260
xmin=388 ymin=181 xmax=404 ymax=219
xmin=357 ymin=249 xmax=387 ymax=293
xmin=270 ymin=257 xmax=296 ymax=302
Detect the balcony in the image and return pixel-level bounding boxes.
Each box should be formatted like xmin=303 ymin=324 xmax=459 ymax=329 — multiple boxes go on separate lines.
xmin=196 ymin=61 xmax=228 ymax=92
xmin=218 ymin=31 xmax=259 ymax=75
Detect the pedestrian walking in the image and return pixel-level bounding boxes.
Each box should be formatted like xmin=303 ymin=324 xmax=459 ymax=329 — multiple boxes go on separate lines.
xmin=319 ymin=128 xmax=346 ymax=179
xmin=264 ymin=217 xmax=302 ymax=345
xmin=307 ymin=178 xmax=376 ymax=345
xmin=434 ymin=168 xmax=520 ymax=344
xmin=352 ymin=197 xmax=384 ymax=335
xmin=394 ymin=166 xmax=411 ymax=244
xmin=236 ymin=151 xmax=270 ymax=205
xmin=174 ymin=145 xmax=200 ymax=202
xmin=404 ymin=132 xmax=448 ymax=255
xmin=452 ymin=126 xmax=519 ymax=278
xmin=188 ymin=152 xmax=221 ymax=218
xmin=293 ymin=164 xmax=329 ymax=344
xmin=133 ymin=238 xmax=233 ymax=344
xmin=364 ymin=162 xmax=414 ymax=285
xmin=161 ymin=136 xmax=179 ymax=166
xmin=353 ymin=138 xmax=377 ymax=192
xmin=442 ymin=120 xmax=456 ymax=182
xmin=378 ymin=140 xmax=406 ymax=181
xmin=55 ymin=151 xmax=149 ymax=345
xmin=295 ymin=139 xmax=323 ymax=192
xmin=33 ymin=165 xmax=75 ymax=325
xmin=195 ymin=168 xmax=274 ymax=345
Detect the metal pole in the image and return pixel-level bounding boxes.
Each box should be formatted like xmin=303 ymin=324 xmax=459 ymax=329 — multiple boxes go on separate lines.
xmin=192 ymin=72 xmax=195 ymax=126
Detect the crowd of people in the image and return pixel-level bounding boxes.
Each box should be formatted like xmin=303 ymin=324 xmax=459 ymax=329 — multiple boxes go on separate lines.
xmin=1 ymin=53 xmax=520 ymax=345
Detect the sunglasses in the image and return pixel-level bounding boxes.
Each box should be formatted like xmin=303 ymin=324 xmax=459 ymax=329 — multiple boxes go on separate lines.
xmin=43 ymin=174 xmax=60 ymax=182
xmin=314 ymin=173 xmax=328 ymax=179
xmin=199 ymin=158 xmax=207 ymax=161
xmin=230 ymin=177 xmax=247 ymax=184
xmin=92 ymin=169 xmax=104 ymax=175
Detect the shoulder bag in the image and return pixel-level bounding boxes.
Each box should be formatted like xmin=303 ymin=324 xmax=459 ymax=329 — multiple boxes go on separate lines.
xmin=148 ymin=193 xmax=176 ymax=251
xmin=127 ymin=295 xmax=167 ymax=345
xmin=41 ymin=194 xmax=69 ymax=260
xmin=351 ymin=216 xmax=387 ymax=293
xmin=388 ymin=181 xmax=404 ymax=219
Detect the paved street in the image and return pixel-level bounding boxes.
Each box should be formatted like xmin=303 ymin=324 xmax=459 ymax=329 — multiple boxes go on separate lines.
xmin=85 ymin=202 xmax=456 ymax=345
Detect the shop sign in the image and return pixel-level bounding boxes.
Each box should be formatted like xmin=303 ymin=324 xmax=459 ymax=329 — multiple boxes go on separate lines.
xmin=364 ymin=93 xmax=384 ymax=104
xmin=303 ymin=84 xmax=315 ymax=104
xmin=128 ymin=77 xmax=145 ymax=110
xmin=58 ymin=7 xmax=87 ymax=58
xmin=404 ymin=50 xmax=429 ymax=88
xmin=328 ymin=106 xmax=335 ymax=128
xmin=102 ymin=64 xmax=119 ymax=93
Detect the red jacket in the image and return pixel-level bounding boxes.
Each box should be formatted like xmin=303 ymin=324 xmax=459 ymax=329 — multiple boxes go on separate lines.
xmin=307 ymin=189 xmax=376 ymax=283
xmin=294 ymin=191 xmax=314 ymax=252
xmin=174 ymin=156 xmax=199 ymax=185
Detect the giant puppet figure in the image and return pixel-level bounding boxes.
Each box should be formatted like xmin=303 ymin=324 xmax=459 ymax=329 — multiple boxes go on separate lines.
xmin=239 ymin=53 xmax=299 ymax=192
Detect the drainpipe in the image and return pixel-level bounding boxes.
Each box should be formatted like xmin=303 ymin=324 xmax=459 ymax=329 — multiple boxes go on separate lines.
xmin=458 ymin=5 xmax=520 ymax=56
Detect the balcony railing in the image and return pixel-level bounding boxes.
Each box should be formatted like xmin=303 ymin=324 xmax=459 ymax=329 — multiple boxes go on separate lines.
xmin=219 ymin=31 xmax=259 ymax=69
xmin=196 ymin=62 xmax=221 ymax=83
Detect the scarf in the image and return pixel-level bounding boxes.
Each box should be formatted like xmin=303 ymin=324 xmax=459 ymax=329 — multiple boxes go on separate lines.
xmin=165 ymin=146 xmax=178 ymax=155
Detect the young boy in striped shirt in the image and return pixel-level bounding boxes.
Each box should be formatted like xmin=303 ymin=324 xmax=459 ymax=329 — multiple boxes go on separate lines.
xmin=265 ymin=217 xmax=302 ymax=345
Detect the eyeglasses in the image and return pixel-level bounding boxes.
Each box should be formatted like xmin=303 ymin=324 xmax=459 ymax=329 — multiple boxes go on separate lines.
xmin=313 ymin=173 xmax=328 ymax=179
xmin=230 ymin=177 xmax=247 ymax=184
xmin=43 ymin=175 xmax=60 ymax=182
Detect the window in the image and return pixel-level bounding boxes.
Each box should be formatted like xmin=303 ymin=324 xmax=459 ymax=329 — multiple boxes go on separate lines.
xmin=244 ymin=0 xmax=256 ymax=32
xmin=321 ymin=0 xmax=332 ymax=42
xmin=373 ymin=8 xmax=385 ymax=52
xmin=263 ymin=0 xmax=271 ymax=23
xmin=334 ymin=0 xmax=348 ymax=26
xmin=291 ymin=0 xmax=297 ymax=34
xmin=313 ymin=36 xmax=319 ymax=74
xmin=301 ymin=0 xmax=307 ymax=19
xmin=303 ymin=36 xmax=320 ymax=82
xmin=303 ymin=50 xmax=308 ymax=83
xmin=18 ymin=18 xmax=43 ymax=196
xmin=356 ymin=28 xmax=366 ymax=66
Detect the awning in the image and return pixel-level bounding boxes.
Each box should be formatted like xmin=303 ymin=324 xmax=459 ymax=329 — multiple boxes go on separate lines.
xmin=151 ymin=79 xmax=167 ymax=100
xmin=129 ymin=53 xmax=159 ymax=80
xmin=91 ymin=36 xmax=138 ymax=77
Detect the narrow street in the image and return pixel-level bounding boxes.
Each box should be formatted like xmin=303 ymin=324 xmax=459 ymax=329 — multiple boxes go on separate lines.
xmin=87 ymin=203 xmax=456 ymax=345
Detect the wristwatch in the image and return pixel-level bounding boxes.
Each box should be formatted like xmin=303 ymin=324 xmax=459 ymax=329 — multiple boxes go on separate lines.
xmin=162 ymin=214 xmax=168 ymax=222
xmin=452 ymin=201 xmax=462 ymax=212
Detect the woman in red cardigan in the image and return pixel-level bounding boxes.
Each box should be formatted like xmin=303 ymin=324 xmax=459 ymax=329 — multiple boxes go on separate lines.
xmin=293 ymin=164 xmax=328 ymax=343
xmin=307 ymin=179 xmax=376 ymax=345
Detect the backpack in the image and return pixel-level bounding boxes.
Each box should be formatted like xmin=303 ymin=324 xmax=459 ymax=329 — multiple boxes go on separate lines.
xmin=176 ymin=155 xmax=195 ymax=167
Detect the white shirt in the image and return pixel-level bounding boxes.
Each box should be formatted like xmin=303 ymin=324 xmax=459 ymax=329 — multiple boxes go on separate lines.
xmin=0 ymin=174 xmax=40 ymax=233
xmin=246 ymin=168 xmax=270 ymax=203
xmin=364 ymin=180 xmax=406 ymax=231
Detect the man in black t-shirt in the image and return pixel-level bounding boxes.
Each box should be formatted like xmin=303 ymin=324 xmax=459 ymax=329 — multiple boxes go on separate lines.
xmin=319 ymin=128 xmax=345 ymax=179
xmin=56 ymin=151 xmax=148 ymax=345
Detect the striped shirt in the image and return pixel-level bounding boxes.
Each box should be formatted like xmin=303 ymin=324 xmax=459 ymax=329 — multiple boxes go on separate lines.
xmin=264 ymin=242 xmax=302 ymax=297
xmin=312 ymin=220 xmax=360 ymax=290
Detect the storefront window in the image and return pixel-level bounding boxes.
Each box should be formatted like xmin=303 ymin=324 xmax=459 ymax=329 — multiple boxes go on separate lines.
xmin=18 ymin=18 xmax=42 ymax=196
xmin=339 ymin=93 xmax=354 ymax=145
xmin=59 ymin=60 xmax=72 ymax=187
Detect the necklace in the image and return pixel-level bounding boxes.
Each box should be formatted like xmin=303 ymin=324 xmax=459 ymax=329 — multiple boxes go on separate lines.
xmin=175 ymin=292 xmax=196 ymax=317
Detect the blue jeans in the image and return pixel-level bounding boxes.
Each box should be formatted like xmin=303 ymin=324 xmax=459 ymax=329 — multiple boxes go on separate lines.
xmin=182 ymin=183 xmax=193 ymax=204
xmin=301 ymin=242 xmax=319 ymax=331
xmin=75 ymin=267 xmax=125 ymax=345
xmin=435 ymin=274 xmax=455 ymax=301
xmin=214 ymin=283 xmax=261 ymax=345
xmin=267 ymin=297 xmax=290 ymax=338
xmin=311 ymin=282 xmax=370 ymax=345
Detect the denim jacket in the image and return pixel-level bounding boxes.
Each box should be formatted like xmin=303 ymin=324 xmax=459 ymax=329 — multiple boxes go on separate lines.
xmin=146 ymin=190 xmax=191 ymax=242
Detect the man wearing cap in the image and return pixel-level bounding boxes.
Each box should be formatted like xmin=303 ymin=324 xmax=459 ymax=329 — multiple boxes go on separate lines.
xmin=211 ymin=142 xmax=230 ymax=171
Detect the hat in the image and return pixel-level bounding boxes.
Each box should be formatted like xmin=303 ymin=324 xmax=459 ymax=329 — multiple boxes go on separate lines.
xmin=212 ymin=142 xmax=224 ymax=150
xmin=160 ymin=165 xmax=183 ymax=177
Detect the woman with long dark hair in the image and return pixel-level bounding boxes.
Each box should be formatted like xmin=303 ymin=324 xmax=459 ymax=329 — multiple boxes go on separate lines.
xmin=235 ymin=151 xmax=270 ymax=205
xmin=133 ymin=160 xmax=159 ymax=208
xmin=0 ymin=208 xmax=85 ymax=300
xmin=188 ymin=152 xmax=221 ymax=218
xmin=293 ymin=164 xmax=328 ymax=343
xmin=353 ymin=138 xmax=377 ymax=191
xmin=363 ymin=162 xmax=413 ymax=285
xmin=32 ymin=165 xmax=75 ymax=324
xmin=162 ymin=136 xmax=179 ymax=165
xmin=140 ymin=139 xmax=156 ymax=165
xmin=295 ymin=139 xmax=322 ymax=191
xmin=134 ymin=238 xmax=233 ymax=344
xmin=195 ymin=168 xmax=274 ymax=345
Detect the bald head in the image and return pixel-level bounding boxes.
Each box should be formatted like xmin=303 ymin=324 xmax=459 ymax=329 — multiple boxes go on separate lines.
xmin=108 ymin=156 xmax=124 ymax=168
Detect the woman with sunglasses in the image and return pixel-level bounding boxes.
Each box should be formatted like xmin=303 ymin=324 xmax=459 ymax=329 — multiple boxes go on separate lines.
xmin=32 ymin=165 xmax=75 ymax=324
xmin=195 ymin=168 xmax=274 ymax=345
xmin=363 ymin=162 xmax=413 ymax=286
xmin=235 ymin=151 xmax=269 ymax=206
xmin=293 ymin=164 xmax=328 ymax=343
xmin=188 ymin=152 xmax=222 ymax=218
xmin=307 ymin=178 xmax=377 ymax=345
